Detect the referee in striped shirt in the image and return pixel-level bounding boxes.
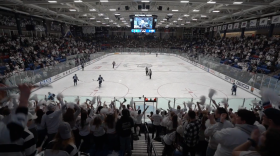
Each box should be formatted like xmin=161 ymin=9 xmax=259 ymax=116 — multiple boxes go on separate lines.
xmin=0 ymin=85 xmax=36 ymax=156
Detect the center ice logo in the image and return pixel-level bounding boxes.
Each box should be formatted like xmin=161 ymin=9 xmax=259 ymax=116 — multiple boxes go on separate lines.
xmin=137 ymin=63 xmax=152 ymax=68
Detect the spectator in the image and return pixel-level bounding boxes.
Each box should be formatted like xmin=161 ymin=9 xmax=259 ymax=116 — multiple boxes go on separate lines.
xmin=232 ymin=128 xmax=280 ymax=156
xmin=45 ymin=122 xmax=78 ymax=156
xmin=204 ymin=108 xmax=234 ymax=156
xmin=116 ymin=109 xmax=135 ymax=156
xmin=212 ymin=109 xmax=256 ymax=156
xmin=183 ymin=110 xmax=201 ymax=156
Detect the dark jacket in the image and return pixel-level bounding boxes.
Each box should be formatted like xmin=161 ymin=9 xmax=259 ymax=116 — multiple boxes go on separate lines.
xmin=116 ymin=109 xmax=135 ymax=137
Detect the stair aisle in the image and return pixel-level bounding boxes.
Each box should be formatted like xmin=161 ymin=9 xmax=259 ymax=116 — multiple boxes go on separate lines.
xmin=132 ymin=135 xmax=164 ymax=156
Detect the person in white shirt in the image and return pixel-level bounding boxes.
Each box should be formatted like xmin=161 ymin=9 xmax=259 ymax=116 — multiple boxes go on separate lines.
xmin=149 ymin=109 xmax=163 ymax=141
xmin=134 ymin=106 xmax=149 ymax=136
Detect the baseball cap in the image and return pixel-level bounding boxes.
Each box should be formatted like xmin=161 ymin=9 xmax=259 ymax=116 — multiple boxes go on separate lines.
xmin=58 ymin=122 xmax=72 ymax=140
xmin=263 ymin=108 xmax=280 ymax=126
xmin=27 ymin=112 xmax=37 ymax=121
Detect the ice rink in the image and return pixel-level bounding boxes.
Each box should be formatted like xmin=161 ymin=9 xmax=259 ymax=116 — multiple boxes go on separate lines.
xmin=33 ymin=54 xmax=259 ymax=113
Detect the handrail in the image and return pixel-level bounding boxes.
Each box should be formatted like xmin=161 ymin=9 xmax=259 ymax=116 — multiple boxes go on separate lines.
xmin=144 ymin=122 xmax=158 ymax=156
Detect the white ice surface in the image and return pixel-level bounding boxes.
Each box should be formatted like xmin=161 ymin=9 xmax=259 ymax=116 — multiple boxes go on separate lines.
xmin=33 ymin=54 xmax=260 ymax=115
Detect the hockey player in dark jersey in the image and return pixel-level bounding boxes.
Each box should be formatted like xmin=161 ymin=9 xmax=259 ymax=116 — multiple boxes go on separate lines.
xmin=232 ymin=83 xmax=237 ymax=95
xmin=97 ymin=75 xmax=105 ymax=88
xmin=73 ymin=74 xmax=79 ymax=86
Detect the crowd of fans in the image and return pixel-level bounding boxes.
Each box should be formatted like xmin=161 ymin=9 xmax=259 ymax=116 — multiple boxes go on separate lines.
xmin=0 ymin=14 xmax=43 ymax=28
xmin=185 ymin=35 xmax=280 ymax=75
xmin=0 ymin=85 xmax=280 ymax=156
xmin=0 ymin=35 xmax=97 ymax=78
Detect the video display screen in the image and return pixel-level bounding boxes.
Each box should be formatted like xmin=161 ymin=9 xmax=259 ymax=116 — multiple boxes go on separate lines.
xmin=134 ymin=17 xmax=153 ymax=29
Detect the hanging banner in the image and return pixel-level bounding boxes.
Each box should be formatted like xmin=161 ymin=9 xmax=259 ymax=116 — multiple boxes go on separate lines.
xmin=259 ymin=18 xmax=268 ymax=25
xmin=228 ymin=24 xmax=233 ymax=30
xmin=218 ymin=26 xmax=222 ymax=31
xmin=241 ymin=21 xmax=247 ymax=28
xmin=234 ymin=23 xmax=239 ymax=29
xmin=210 ymin=27 xmax=213 ymax=31
xmin=250 ymin=19 xmax=257 ymax=27
xmin=214 ymin=27 xmax=217 ymax=31
xmin=272 ymin=15 xmax=280 ymax=24
xmin=222 ymin=25 xmax=227 ymax=30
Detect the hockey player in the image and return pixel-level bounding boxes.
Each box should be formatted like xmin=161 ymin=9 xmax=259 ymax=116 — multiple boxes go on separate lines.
xmin=232 ymin=83 xmax=237 ymax=95
xmin=145 ymin=67 xmax=148 ymax=76
xmin=112 ymin=61 xmax=116 ymax=68
xmin=148 ymin=69 xmax=152 ymax=79
xmin=73 ymin=74 xmax=79 ymax=86
xmin=81 ymin=62 xmax=84 ymax=71
xmin=97 ymin=75 xmax=105 ymax=88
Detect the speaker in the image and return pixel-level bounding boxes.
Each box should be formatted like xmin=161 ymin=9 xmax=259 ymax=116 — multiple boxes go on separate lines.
xmin=138 ymin=5 xmax=142 ymax=10
xmin=158 ymin=6 xmax=162 ymax=10
xmin=146 ymin=5 xmax=150 ymax=9
xmin=26 ymin=25 xmax=35 ymax=31
xmin=125 ymin=6 xmax=129 ymax=10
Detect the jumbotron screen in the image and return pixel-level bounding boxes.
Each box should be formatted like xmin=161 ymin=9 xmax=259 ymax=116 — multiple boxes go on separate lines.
xmin=134 ymin=17 xmax=153 ymax=29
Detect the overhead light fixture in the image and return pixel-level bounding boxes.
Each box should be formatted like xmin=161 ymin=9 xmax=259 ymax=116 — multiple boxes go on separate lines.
xmin=213 ymin=10 xmax=220 ymax=12
xmin=172 ymin=10 xmax=179 ymax=11
xmin=48 ymin=1 xmax=57 ymax=3
xmin=181 ymin=24 xmax=184 ymax=25
xmin=69 ymin=9 xmax=76 ymax=11
xmin=207 ymin=1 xmax=216 ymax=4
xmin=180 ymin=1 xmax=189 ymax=3
xmin=90 ymin=18 xmax=95 ymax=19
xmin=192 ymin=18 xmax=197 ymax=20
xmin=173 ymin=21 xmax=177 ymax=22
xmin=104 ymin=17 xmax=109 ymax=19
xmin=106 ymin=25 xmax=110 ymax=26
xmin=96 ymin=21 xmax=101 ymax=22
xmin=233 ymin=2 xmax=243 ymax=4
xmin=141 ymin=1 xmax=150 ymax=2
xmin=109 ymin=20 xmax=113 ymax=22
xmin=142 ymin=9 xmax=148 ymax=11
xmin=98 ymin=13 xmax=104 ymax=16
xmin=201 ymin=15 xmax=207 ymax=17
xmin=146 ymin=14 xmax=152 ymax=16
xmin=102 ymin=23 xmax=106 ymax=24
xmin=109 ymin=9 xmax=116 ymax=11
xmin=167 ymin=13 xmax=173 ymax=16
xmin=120 ymin=18 xmax=124 ymax=20
xmin=178 ymin=18 xmax=182 ymax=20
xmin=115 ymin=13 xmax=120 ymax=15
xmin=100 ymin=0 xmax=108 ymax=2
xmin=163 ymin=19 xmax=167 ymax=20
xmin=113 ymin=23 xmax=117 ymax=24
xmin=161 ymin=21 xmax=164 ymax=22
xmin=193 ymin=9 xmax=200 ymax=12
xmin=89 ymin=9 xmax=96 ymax=11
xmin=186 ymin=21 xmax=190 ymax=23
xmin=184 ymin=14 xmax=190 ymax=17
xmin=74 ymin=0 xmax=82 ymax=2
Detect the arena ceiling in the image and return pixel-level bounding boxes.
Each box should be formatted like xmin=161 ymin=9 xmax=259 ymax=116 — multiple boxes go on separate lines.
xmin=1 ymin=0 xmax=280 ymax=28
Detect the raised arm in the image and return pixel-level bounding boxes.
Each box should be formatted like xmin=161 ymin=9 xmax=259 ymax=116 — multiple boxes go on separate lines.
xmin=211 ymin=99 xmax=219 ymax=109
xmin=143 ymin=106 xmax=149 ymax=114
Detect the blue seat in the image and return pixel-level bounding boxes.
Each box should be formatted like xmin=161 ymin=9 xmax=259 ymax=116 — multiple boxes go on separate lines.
xmin=273 ymin=75 xmax=280 ymax=79
xmin=25 ymin=68 xmax=30 ymax=71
